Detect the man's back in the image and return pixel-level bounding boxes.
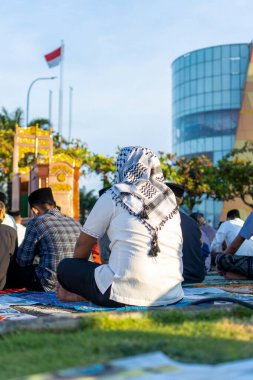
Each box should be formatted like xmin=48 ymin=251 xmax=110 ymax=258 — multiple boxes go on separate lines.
xmin=17 ymin=208 xmax=81 ymax=290
xmin=180 ymin=211 xmax=206 ymax=283
xmin=0 ymin=224 xmax=17 ymax=289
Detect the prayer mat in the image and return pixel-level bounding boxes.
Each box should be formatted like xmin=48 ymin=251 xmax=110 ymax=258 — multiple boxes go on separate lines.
xmin=183 ymin=271 xmax=253 ymax=288
xmin=218 ymin=283 xmax=253 ymax=294
xmin=7 ymin=289 xmax=253 ymax=313
xmin=8 ymin=291 xmax=190 ymax=312
xmin=0 ymin=288 xmax=26 ymax=294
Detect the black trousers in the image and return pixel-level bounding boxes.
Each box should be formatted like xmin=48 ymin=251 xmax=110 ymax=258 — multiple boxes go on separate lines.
xmin=57 ymin=258 xmax=125 ymax=308
xmin=5 ymin=259 xmax=44 ymax=291
xmin=216 ymin=253 xmax=253 ymax=279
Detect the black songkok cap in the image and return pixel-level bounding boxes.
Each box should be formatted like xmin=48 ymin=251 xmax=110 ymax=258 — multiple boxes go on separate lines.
xmin=9 ymin=210 xmax=21 ymax=217
xmin=0 ymin=192 xmax=7 ymax=206
xmin=166 ymin=182 xmax=185 ymax=198
xmin=28 ymin=187 xmax=55 ymax=207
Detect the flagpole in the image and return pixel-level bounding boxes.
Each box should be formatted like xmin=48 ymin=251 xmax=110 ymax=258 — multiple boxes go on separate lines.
xmin=58 ymin=40 xmax=64 ymax=136
xmin=68 ymin=86 xmax=73 ymax=142
xmin=48 ymin=90 xmax=52 ymax=125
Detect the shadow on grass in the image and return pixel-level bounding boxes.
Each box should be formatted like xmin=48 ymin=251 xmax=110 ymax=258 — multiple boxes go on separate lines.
xmin=1 ymin=307 xmax=253 ymax=379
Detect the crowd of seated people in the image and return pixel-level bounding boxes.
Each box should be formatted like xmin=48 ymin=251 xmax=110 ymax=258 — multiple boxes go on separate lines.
xmin=1 ymin=146 xmax=253 ymax=307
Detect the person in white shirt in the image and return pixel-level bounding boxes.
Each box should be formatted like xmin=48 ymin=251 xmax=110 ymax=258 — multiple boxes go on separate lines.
xmin=9 ymin=211 xmax=26 ymax=247
xmin=57 ymin=146 xmax=184 ymax=307
xmin=216 ymin=210 xmax=253 ymax=280
xmin=211 ymin=209 xmax=253 ymax=256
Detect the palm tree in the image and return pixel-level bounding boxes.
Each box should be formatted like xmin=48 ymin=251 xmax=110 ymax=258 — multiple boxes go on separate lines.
xmin=28 ymin=118 xmax=52 ymax=130
xmin=79 ymin=186 xmax=98 ymax=224
xmin=0 ymin=107 xmax=23 ymax=130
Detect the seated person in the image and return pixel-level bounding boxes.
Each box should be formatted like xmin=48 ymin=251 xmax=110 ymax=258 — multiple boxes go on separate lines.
xmin=57 ymin=146 xmax=184 ymax=307
xmin=0 ymin=192 xmax=17 ymax=230
xmin=6 ymin=188 xmax=81 ymax=291
xmin=211 ymin=209 xmax=253 ymax=260
xmin=190 ymin=212 xmax=211 ymax=271
xmin=0 ymin=201 xmax=17 ymax=289
xmin=216 ymin=211 xmax=253 ymax=279
xmin=200 ymin=214 xmax=216 ymax=246
xmin=166 ymin=183 xmax=206 ymax=284
xmin=9 ymin=210 xmax=26 ymax=247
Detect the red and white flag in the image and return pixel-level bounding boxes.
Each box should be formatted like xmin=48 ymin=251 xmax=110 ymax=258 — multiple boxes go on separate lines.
xmin=44 ymin=47 xmax=62 ymax=68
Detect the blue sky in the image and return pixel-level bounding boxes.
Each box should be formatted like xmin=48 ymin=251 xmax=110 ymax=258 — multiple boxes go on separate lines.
xmin=1 ymin=0 xmax=253 ymax=190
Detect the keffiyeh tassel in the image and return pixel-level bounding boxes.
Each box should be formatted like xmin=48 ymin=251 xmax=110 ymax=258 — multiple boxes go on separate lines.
xmin=148 ymin=232 xmax=160 ymax=257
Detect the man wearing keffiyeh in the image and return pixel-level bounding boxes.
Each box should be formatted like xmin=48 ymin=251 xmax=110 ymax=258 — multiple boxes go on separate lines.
xmin=57 ymin=146 xmax=184 ymax=307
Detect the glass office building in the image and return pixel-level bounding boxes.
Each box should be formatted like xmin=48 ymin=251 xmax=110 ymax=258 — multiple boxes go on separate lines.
xmin=172 ymin=43 xmax=251 ymax=225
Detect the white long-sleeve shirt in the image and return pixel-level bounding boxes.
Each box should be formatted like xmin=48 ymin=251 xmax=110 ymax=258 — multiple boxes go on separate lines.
xmin=211 ymin=218 xmax=253 ymax=256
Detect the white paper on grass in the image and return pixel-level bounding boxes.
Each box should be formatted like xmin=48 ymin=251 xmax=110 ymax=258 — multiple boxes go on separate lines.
xmin=111 ymin=352 xmax=253 ymax=380
xmin=24 ymin=352 xmax=253 ymax=379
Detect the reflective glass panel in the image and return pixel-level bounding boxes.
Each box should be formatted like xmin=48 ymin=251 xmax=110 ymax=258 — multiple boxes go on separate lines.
xmin=197 ymin=63 xmax=204 ymax=78
xmin=222 ymin=45 xmax=230 ymax=58
xmin=205 ymin=48 xmax=212 ymax=61
xmin=197 ymin=49 xmax=204 ymax=63
xmin=222 ymin=135 xmax=233 ymax=150
xmin=213 ymin=61 xmax=221 ymax=75
xmin=231 ymin=75 xmax=240 ymax=89
xmin=231 ymin=90 xmax=240 ymax=105
xmin=190 ymin=52 xmax=197 ymax=65
xmin=205 ymin=77 xmax=213 ymax=92
xmin=213 ymin=77 xmax=222 ymax=92
xmin=222 ymin=75 xmax=230 ymax=90
xmin=205 ymin=137 xmax=213 ymax=151
xmin=231 ymin=45 xmax=239 ymax=56
xmin=190 ymin=65 xmax=197 ymax=80
xmin=197 ymin=94 xmax=204 ymax=107
xmin=213 ymin=46 xmax=221 ymax=60
xmin=240 ymin=44 xmax=249 ymax=57
xmin=197 ymin=78 xmax=204 ymax=93
xmin=190 ymin=80 xmax=197 ymax=94
xmin=213 ymin=136 xmax=222 ymax=150
xmin=221 ymin=59 xmax=230 ymax=74
xmin=213 ymin=92 xmax=221 ymax=106
xmin=221 ymin=90 xmax=230 ymax=106
xmin=205 ymin=93 xmax=213 ymax=107
xmin=205 ymin=61 xmax=212 ymax=77
xmin=231 ymin=59 xmax=240 ymax=74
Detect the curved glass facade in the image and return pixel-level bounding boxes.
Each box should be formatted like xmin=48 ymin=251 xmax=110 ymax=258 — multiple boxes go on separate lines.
xmin=172 ymin=43 xmax=251 ymax=224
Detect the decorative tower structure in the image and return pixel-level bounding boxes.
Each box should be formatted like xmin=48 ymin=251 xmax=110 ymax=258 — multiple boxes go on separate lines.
xmin=11 ymin=125 xmax=81 ymax=219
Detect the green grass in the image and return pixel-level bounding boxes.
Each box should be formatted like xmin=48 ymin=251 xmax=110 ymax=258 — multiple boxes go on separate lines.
xmin=1 ymin=307 xmax=253 ymax=379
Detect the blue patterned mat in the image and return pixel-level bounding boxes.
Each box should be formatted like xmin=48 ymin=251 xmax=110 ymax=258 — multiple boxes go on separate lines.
xmin=7 ymin=291 xmax=191 ymax=312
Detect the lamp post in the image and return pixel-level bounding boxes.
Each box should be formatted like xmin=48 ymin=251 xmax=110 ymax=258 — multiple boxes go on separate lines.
xmin=26 ymin=76 xmax=57 ymax=127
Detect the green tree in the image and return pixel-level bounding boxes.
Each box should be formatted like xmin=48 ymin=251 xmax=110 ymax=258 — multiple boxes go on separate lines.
xmin=175 ymin=155 xmax=214 ymax=212
xmin=0 ymin=108 xmax=23 ymax=189
xmin=84 ymin=153 xmax=116 ymax=187
xmin=0 ymin=107 xmax=23 ymax=131
xmin=28 ymin=118 xmax=52 ymax=130
xmin=158 ymin=152 xmax=214 ymax=212
xmin=209 ymin=143 xmax=253 ymax=208
xmin=0 ymin=129 xmax=14 ymax=190
xmin=79 ymin=186 xmax=98 ymax=224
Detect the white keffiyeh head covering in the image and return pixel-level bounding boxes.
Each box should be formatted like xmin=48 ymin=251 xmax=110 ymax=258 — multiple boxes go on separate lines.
xmin=111 ymin=146 xmax=178 ymax=257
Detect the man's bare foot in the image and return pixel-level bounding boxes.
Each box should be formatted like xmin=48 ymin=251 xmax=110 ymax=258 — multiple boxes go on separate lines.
xmin=224 ymin=272 xmax=249 ymax=280
xmin=56 ymin=284 xmax=87 ymax=302
xmin=215 ymin=265 xmax=225 ymax=276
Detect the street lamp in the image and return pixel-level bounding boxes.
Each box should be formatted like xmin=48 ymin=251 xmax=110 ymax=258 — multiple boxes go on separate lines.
xmin=26 ymin=76 xmax=57 ymax=127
